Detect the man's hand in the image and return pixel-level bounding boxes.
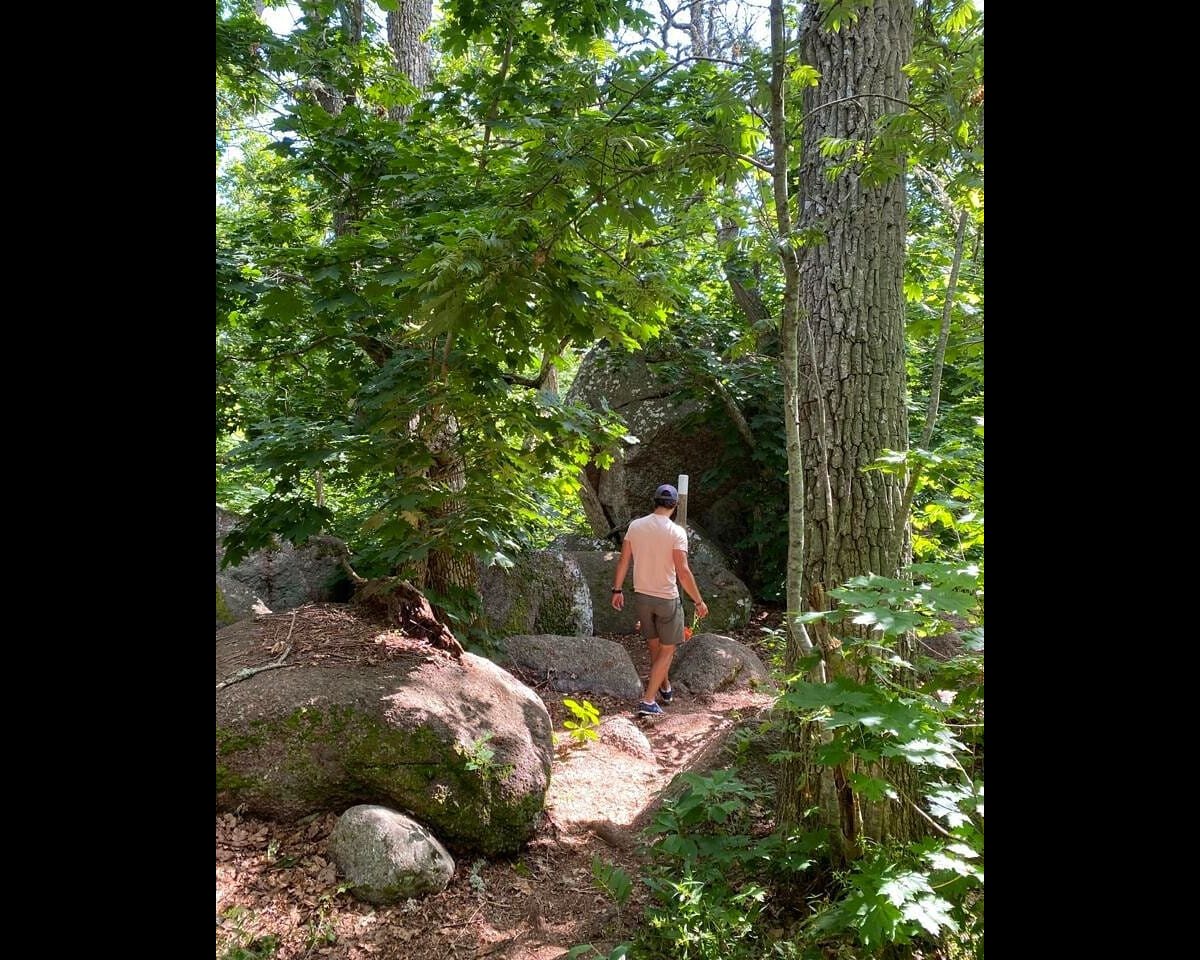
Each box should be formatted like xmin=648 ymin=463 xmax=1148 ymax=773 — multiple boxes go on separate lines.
xmin=695 ymin=599 xmax=709 ymax=619
xmin=612 ymin=592 xmax=625 ymax=611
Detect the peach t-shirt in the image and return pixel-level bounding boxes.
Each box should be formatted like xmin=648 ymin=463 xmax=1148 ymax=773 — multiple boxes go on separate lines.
xmin=625 ymin=513 xmax=688 ymax=599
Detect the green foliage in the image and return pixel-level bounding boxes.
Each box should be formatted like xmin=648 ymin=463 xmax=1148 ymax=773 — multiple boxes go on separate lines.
xmin=565 ymin=943 xmax=631 ymax=960
xmin=469 ymin=858 xmax=487 ymax=892
xmin=561 ymin=697 xmax=602 ymax=746
xmin=219 ymin=937 xmax=279 ymax=960
xmin=457 ymin=732 xmax=496 ymax=772
xmin=216 ymin=433 xmax=272 ymax=515
xmin=636 ymin=771 xmax=819 ymax=959
xmin=635 ymin=457 xmax=983 ymax=958
xmin=218 ymin=905 xmax=279 ymax=960
xmin=216 ymin=5 xmax=984 ymax=955
xmin=454 ymin=732 xmax=514 ymax=782
xmin=778 ymin=558 xmax=984 ymax=956
xmin=867 ymin=440 xmax=984 ymax=566
xmin=303 ymin=888 xmax=343 ymax=950
xmin=643 ymin=876 xmax=768 ymax=960
xmin=812 ymin=853 xmax=960 ymax=948
xmin=215 ymin=0 xmax=757 ymax=584
xmin=591 ymin=855 xmax=633 ymax=907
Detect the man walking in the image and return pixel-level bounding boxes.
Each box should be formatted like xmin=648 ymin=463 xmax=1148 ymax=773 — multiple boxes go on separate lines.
xmin=611 ymin=483 xmax=709 ymax=716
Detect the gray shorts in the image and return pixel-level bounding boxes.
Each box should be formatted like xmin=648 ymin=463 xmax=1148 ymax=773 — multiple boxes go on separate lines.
xmin=634 ymin=592 xmax=685 ymax=645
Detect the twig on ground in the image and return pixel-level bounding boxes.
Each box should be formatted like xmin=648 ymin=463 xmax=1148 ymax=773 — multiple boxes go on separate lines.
xmin=216 ymin=611 xmax=298 ymax=690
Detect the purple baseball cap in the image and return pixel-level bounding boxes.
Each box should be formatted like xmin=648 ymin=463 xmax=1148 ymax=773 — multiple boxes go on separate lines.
xmin=654 ymin=484 xmax=679 ymax=505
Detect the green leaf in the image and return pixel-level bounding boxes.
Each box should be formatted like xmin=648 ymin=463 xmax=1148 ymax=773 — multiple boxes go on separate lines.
xmin=259 ymin=289 xmax=307 ymax=321
xmin=901 ymin=893 xmax=959 ymax=937
xmin=851 ymin=607 xmax=925 ymax=636
xmin=847 ymin=772 xmax=895 ymax=802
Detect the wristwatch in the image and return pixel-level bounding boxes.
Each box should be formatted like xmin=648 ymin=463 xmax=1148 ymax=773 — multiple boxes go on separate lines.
xmin=611 ymin=588 xmax=623 ymax=593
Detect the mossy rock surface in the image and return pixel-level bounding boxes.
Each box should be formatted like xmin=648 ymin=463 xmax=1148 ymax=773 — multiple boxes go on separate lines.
xmin=217 ymin=619 xmax=552 ymax=856
xmin=479 ymin=550 xmax=592 ymax=637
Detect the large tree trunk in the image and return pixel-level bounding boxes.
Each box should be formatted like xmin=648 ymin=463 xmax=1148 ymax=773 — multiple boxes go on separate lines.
xmin=387 ymin=0 xmax=432 ymax=123
xmin=775 ymin=0 xmax=921 ymax=848
xmin=795 ymin=0 xmax=913 ymax=599
xmin=380 ymin=0 xmax=476 ymax=609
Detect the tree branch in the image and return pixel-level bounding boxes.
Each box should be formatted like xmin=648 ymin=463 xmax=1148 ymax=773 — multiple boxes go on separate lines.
xmin=890 ymin=207 xmax=970 ymax=566
xmin=501 ymin=336 xmax=572 ymax=388
xmin=800 ymin=93 xmax=963 ymax=147
xmin=222 ymin=335 xmax=333 ymax=363
xmin=216 ymin=610 xmax=298 ymax=690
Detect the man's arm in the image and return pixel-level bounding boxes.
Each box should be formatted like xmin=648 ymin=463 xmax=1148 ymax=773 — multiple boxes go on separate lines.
xmin=673 ymin=549 xmax=709 ymax=619
xmin=611 ymin=538 xmax=634 ymax=610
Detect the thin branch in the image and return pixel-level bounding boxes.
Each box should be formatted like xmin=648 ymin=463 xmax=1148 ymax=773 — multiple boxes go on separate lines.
xmin=222 ymin=335 xmax=333 ymax=363
xmin=522 ymin=55 xmax=751 ymax=207
xmin=477 ymin=29 xmax=515 ymax=182
xmin=800 ymin=93 xmax=963 ymax=146
xmin=710 ymin=374 xmax=756 ymax=450
xmin=216 ymin=610 xmax=298 ymax=690
xmin=921 ymin=209 xmax=970 ymax=448
xmin=501 ymin=336 xmax=572 ymax=389
xmin=900 ymin=789 xmax=955 ymax=839
xmin=571 ymin=228 xmax=642 ymax=278
xmin=889 ymin=207 xmax=970 ymax=565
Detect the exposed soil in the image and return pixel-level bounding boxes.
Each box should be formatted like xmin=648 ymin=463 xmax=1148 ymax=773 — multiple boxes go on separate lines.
xmin=216 ymin=607 xmax=784 ymax=960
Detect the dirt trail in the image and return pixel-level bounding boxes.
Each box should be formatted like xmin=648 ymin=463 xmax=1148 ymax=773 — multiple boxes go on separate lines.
xmin=216 ymin=623 xmax=778 ymax=960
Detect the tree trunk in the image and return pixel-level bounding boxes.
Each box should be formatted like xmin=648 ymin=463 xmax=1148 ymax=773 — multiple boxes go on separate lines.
xmin=379 ymin=0 xmax=475 ymax=610
xmin=420 ymin=408 xmax=478 ymax=609
xmin=774 ymin=0 xmax=922 ymax=847
xmin=795 ymin=0 xmax=913 ymax=600
xmin=387 ymin=0 xmax=432 ymax=123
xmin=769 ymin=0 xmax=826 ymax=832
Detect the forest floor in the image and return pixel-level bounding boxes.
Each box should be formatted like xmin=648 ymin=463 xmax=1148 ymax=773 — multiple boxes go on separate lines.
xmin=216 ymin=607 xmax=784 ymax=960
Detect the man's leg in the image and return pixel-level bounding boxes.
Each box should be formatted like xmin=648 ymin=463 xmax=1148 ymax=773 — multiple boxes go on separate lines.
xmin=643 ymin=639 xmax=676 ymax=703
xmin=646 ymin=635 xmax=672 ymax=698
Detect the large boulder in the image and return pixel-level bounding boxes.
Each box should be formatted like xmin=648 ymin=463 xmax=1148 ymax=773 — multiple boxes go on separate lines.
xmin=329 ymin=805 xmax=455 ymax=903
xmin=682 ymin=527 xmax=755 ymax=632
xmin=671 ymin=633 xmax=773 ymax=695
xmin=479 ymin=550 xmax=593 ymax=637
xmin=216 ymin=574 xmax=271 ymax=629
xmin=560 ymin=523 xmax=752 ymax=636
xmin=566 ymin=345 xmax=748 ymax=537
xmin=216 ymin=613 xmax=553 ymax=856
xmin=216 ymin=506 xmax=348 ymax=617
xmin=496 ymin=634 xmax=642 ymax=700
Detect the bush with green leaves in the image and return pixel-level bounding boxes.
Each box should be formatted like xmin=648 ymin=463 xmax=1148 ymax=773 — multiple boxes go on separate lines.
xmin=592 ymin=855 xmax=634 ymax=908
xmin=566 ymin=944 xmax=631 ymax=960
xmin=629 ymin=553 xmax=984 ymax=959
xmin=635 ymin=771 xmax=809 ymax=959
xmin=770 ymin=561 xmax=984 ymax=957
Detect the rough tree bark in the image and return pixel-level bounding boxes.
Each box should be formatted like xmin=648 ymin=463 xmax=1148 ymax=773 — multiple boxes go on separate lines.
xmin=773 ymin=0 xmax=922 ymax=847
xmin=387 ymin=0 xmax=432 ymax=123
xmin=795 ymin=0 xmax=913 ymax=602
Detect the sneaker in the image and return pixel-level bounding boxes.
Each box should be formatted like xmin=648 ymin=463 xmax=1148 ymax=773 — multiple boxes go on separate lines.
xmin=658 ymin=686 xmax=674 ymax=704
xmin=636 ymin=700 xmax=664 ymax=716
